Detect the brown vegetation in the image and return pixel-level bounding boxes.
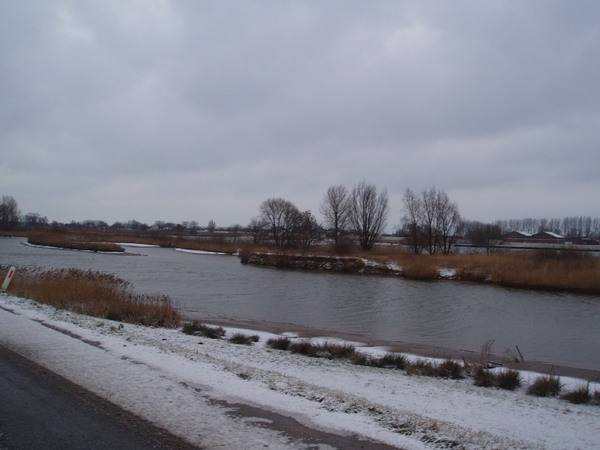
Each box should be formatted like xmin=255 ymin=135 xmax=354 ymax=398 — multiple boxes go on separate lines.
xmin=25 ymin=229 xmax=240 ymax=254
xmin=2 ymin=265 xmax=180 ymax=327
xmin=21 ymin=229 xmax=600 ymax=294
xmin=27 ymin=231 xmax=124 ymax=252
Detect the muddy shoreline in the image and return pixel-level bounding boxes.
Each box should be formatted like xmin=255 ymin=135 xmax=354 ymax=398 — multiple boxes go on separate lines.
xmin=182 ymin=311 xmax=600 ymax=383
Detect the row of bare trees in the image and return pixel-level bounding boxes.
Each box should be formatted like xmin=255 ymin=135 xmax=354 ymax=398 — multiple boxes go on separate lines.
xmin=495 ymin=216 xmax=600 ymax=239
xmin=252 ymin=181 xmax=390 ymax=251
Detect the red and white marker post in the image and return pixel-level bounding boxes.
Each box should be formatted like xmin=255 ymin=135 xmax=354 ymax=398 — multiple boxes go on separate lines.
xmin=1 ymin=266 xmax=15 ymax=293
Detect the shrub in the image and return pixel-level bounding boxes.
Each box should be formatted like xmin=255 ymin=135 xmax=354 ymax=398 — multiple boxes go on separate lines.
xmin=266 ymin=336 xmax=292 ymax=350
xmin=351 ymin=352 xmax=370 ymax=366
xmin=560 ymin=385 xmax=591 ymax=404
xmin=592 ymin=390 xmax=600 ymax=405
xmin=526 ymin=375 xmax=561 ymax=397
xmin=437 ymin=360 xmax=464 ymax=379
xmin=181 ymin=321 xmax=225 ymax=339
xmin=495 ymin=369 xmax=522 ymax=390
xmin=229 ymin=333 xmax=260 ymax=345
xmin=371 ymin=353 xmax=407 ymax=370
xmin=320 ymin=342 xmax=356 ymax=359
xmin=406 ymin=359 xmax=438 ymax=377
xmin=473 ymin=367 xmax=496 ymax=387
xmin=290 ymin=340 xmax=320 ymax=357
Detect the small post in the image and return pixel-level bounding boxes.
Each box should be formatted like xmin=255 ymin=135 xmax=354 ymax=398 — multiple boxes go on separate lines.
xmin=1 ymin=266 xmax=15 ymax=292
xmin=515 ymin=345 xmax=525 ymax=363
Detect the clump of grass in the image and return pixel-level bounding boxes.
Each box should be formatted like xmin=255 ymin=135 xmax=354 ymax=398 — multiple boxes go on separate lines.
xmin=371 ymin=353 xmax=408 ymax=370
xmin=560 ymin=385 xmax=591 ymax=404
xmin=592 ymin=390 xmax=600 ymax=405
xmin=526 ymin=375 xmax=561 ymax=397
xmin=406 ymin=359 xmax=438 ymax=377
xmin=473 ymin=367 xmax=496 ymax=387
xmin=495 ymin=369 xmax=522 ymax=390
xmin=5 ymin=266 xmax=179 ymax=327
xmin=473 ymin=367 xmax=521 ymax=390
xmin=266 ymin=336 xmax=292 ymax=350
xmin=228 ymin=333 xmax=260 ymax=345
xmin=351 ymin=352 xmax=370 ymax=366
xmin=287 ymin=340 xmax=357 ymax=359
xmin=181 ymin=321 xmax=225 ymax=339
xmin=437 ymin=360 xmax=464 ymax=379
xmin=289 ymin=340 xmax=321 ymax=357
xmin=320 ymin=342 xmax=357 ymax=359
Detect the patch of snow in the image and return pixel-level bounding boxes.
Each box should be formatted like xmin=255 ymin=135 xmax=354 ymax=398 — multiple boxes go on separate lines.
xmin=1 ymin=295 xmax=599 ymax=450
xmin=175 ymin=248 xmax=227 ymax=255
xmin=438 ymin=268 xmax=457 ymax=279
xmin=117 ymin=242 xmax=161 ymax=248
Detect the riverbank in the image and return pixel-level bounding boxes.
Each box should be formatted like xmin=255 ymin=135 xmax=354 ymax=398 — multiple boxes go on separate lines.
xmin=184 ymin=313 xmax=600 ymax=383
xmin=1 ymin=294 xmax=599 ymax=450
xmin=240 ymin=248 xmax=600 ymax=295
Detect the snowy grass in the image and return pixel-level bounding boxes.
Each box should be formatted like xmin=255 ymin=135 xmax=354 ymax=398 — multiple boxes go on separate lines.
xmin=2 ymin=295 xmax=600 ymax=449
xmin=181 ymin=321 xmax=225 ymax=338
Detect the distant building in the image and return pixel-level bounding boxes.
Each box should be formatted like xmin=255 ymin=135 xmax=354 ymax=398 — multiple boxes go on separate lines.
xmin=569 ymin=237 xmax=600 ymax=246
xmin=503 ymin=231 xmax=532 ymax=243
xmin=503 ymin=231 xmax=565 ymax=245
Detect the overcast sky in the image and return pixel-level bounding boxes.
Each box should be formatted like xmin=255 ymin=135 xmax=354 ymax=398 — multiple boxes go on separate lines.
xmin=1 ymin=1 xmax=599 ymax=229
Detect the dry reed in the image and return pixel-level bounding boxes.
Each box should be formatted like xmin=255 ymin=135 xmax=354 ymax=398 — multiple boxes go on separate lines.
xmin=27 ymin=232 xmax=124 ymax=252
xmin=3 ymin=265 xmax=180 ymax=327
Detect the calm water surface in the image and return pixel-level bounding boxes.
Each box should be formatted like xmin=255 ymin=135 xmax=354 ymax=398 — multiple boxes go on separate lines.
xmin=2 ymin=237 xmax=599 ymax=370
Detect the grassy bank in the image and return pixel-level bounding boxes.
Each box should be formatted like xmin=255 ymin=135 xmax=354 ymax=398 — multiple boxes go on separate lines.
xmin=27 ymin=232 xmax=124 ymax=252
xmin=1 ymin=265 xmax=180 ymax=327
xmin=23 ymin=229 xmax=240 ymax=254
xmin=240 ymin=245 xmax=600 ymax=295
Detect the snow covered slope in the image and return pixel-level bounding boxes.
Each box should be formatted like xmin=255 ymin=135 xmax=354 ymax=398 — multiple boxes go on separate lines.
xmin=1 ymin=295 xmax=598 ymax=450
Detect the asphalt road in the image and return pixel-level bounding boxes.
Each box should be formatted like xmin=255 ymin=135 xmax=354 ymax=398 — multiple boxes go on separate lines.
xmin=0 ymin=343 xmax=201 ymax=450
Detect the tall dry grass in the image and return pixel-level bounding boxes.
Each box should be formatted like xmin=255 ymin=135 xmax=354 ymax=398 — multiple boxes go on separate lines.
xmin=2 ymin=265 xmax=180 ymax=327
xmin=27 ymin=232 xmax=124 ymax=252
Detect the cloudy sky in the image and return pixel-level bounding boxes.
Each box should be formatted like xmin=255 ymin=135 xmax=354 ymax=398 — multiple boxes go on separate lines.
xmin=1 ymin=1 xmax=599 ymax=229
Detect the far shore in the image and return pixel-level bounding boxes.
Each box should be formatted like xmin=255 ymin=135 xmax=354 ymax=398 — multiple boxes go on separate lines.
xmin=182 ymin=312 xmax=600 ymax=383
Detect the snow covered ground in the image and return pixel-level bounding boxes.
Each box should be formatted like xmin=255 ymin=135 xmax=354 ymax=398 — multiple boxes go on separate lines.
xmin=1 ymin=294 xmax=599 ymax=450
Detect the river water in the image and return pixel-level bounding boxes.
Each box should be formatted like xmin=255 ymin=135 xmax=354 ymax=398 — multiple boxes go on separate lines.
xmin=2 ymin=237 xmax=599 ymax=371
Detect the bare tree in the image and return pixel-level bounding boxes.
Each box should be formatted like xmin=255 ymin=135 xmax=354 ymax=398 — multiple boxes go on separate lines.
xmin=0 ymin=195 xmax=21 ymax=230
xmin=295 ymin=210 xmax=323 ymax=249
xmin=259 ymin=198 xmax=300 ymax=247
xmin=467 ymin=221 xmax=503 ymax=253
xmin=229 ymin=224 xmax=242 ymax=244
xmin=320 ymin=185 xmax=349 ymax=248
xmin=421 ymin=187 xmax=439 ymax=254
xmin=401 ymin=188 xmax=424 ymax=254
xmin=435 ymin=190 xmax=463 ymax=255
xmin=207 ymin=220 xmax=216 ymax=232
xmin=248 ymin=216 xmax=269 ymax=244
xmin=402 ymin=187 xmax=462 ymax=255
xmin=347 ymin=181 xmax=389 ymax=250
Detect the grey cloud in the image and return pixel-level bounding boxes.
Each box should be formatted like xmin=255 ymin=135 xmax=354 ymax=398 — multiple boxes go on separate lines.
xmin=1 ymin=1 xmax=599 ymax=225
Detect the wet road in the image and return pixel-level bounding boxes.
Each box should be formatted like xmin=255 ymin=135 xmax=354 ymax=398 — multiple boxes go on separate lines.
xmin=0 ymin=344 xmax=200 ymax=450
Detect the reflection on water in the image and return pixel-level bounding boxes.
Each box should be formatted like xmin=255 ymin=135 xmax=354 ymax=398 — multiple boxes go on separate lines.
xmin=2 ymin=237 xmax=599 ymax=370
